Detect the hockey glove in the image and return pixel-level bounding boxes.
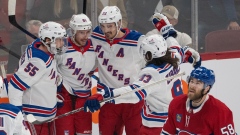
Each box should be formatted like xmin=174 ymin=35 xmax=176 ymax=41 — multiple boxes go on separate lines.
xmin=152 ymin=13 xmax=176 ymax=39
xmin=97 ymin=82 xmax=114 ymax=99
xmin=57 ymin=93 xmax=64 ymax=108
xmin=84 ymin=93 xmax=103 ymax=112
xmin=183 ymin=46 xmax=201 ymax=68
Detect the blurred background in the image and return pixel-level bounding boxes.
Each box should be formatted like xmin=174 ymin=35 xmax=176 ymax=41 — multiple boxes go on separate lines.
xmin=1 ymin=0 xmax=240 ymax=73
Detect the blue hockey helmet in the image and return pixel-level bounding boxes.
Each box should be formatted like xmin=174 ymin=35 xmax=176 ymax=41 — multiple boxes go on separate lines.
xmin=190 ymin=66 xmax=215 ymax=88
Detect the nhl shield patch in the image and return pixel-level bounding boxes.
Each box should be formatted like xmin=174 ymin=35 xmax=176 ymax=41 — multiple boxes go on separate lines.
xmin=176 ymin=114 xmax=182 ymax=122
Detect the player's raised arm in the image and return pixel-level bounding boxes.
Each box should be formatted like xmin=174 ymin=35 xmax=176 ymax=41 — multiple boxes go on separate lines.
xmin=152 ymin=13 xmax=201 ymax=68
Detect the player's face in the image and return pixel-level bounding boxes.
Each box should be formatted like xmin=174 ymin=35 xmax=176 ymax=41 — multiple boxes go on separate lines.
xmin=100 ymin=23 xmax=117 ymax=39
xmin=54 ymin=37 xmax=68 ymax=54
xmin=55 ymin=37 xmax=66 ymax=48
xmin=187 ymin=78 xmax=204 ymax=100
xmin=74 ymin=29 xmax=91 ymax=46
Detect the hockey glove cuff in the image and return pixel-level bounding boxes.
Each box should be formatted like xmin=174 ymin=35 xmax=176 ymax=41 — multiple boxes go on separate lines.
xmin=152 ymin=13 xmax=177 ymax=39
xmin=183 ymin=46 xmax=201 ymax=68
xmin=97 ymin=82 xmax=114 ymax=98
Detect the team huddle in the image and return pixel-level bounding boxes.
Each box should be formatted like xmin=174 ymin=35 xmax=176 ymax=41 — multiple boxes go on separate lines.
xmin=0 ymin=5 xmax=237 ymax=135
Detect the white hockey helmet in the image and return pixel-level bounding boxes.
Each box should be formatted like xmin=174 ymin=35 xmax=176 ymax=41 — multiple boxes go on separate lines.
xmin=98 ymin=6 xmax=122 ymax=27
xmin=0 ymin=76 xmax=7 ymax=98
xmin=69 ymin=14 xmax=92 ymax=32
xmin=139 ymin=34 xmax=167 ymax=59
xmin=39 ymin=21 xmax=68 ymax=55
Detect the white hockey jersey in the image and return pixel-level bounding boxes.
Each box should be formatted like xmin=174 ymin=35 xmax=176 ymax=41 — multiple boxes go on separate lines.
xmin=8 ymin=39 xmax=58 ymax=121
xmin=113 ymin=63 xmax=183 ymax=128
xmin=55 ymin=38 xmax=96 ymax=97
xmin=111 ymin=37 xmax=185 ymax=128
xmin=91 ymin=27 xmax=145 ymax=88
xmin=0 ymin=103 xmax=31 ymax=135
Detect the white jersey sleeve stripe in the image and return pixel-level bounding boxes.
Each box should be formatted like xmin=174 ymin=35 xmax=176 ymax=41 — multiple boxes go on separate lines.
xmin=130 ymin=84 xmax=147 ymax=100
xmin=0 ymin=109 xmax=18 ymax=118
xmin=158 ymin=64 xmax=172 ymax=73
xmin=141 ymin=105 xmax=168 ymax=122
xmin=46 ymin=57 xmax=53 ymax=67
xmin=10 ymin=74 xmax=30 ymax=91
xmin=23 ymin=104 xmax=57 ymax=117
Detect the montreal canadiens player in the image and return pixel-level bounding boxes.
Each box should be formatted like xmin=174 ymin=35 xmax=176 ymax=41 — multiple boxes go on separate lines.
xmin=54 ymin=14 xmax=96 ymax=135
xmin=0 ymin=76 xmax=31 ymax=135
xmin=161 ymin=67 xmax=237 ymax=135
xmin=8 ymin=21 xmax=67 ymax=135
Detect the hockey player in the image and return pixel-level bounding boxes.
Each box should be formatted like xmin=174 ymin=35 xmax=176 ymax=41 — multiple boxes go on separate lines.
xmin=85 ymin=34 xmax=183 ymax=134
xmin=161 ymin=66 xmax=237 ymax=134
xmin=54 ymin=14 xmax=96 ymax=135
xmin=8 ymin=21 xmax=67 ymax=135
xmin=151 ymin=13 xmax=201 ymax=69
xmin=90 ymin=6 xmax=145 ymax=135
xmin=0 ymin=76 xmax=31 ymax=135
xmin=85 ymin=10 xmax=202 ymax=134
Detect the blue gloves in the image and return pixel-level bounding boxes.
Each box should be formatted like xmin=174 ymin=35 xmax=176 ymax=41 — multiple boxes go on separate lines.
xmin=84 ymin=82 xmax=115 ymax=112
xmin=97 ymin=82 xmax=114 ymax=99
xmin=183 ymin=46 xmax=201 ymax=68
xmin=152 ymin=13 xmax=176 ymax=39
xmin=84 ymin=93 xmax=103 ymax=112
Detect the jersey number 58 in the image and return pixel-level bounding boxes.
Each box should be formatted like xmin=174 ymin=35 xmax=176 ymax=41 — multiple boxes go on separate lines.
xmin=221 ymin=124 xmax=235 ymax=135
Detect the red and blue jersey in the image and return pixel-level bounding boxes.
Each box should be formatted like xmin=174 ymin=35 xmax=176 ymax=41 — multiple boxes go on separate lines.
xmin=161 ymin=94 xmax=237 ymax=135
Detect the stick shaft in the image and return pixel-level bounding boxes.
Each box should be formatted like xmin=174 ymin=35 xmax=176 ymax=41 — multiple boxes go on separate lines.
xmin=103 ymin=72 xmax=185 ymax=103
xmin=8 ymin=0 xmax=37 ymax=39
xmin=29 ymin=72 xmax=185 ymax=124
xmin=0 ymin=64 xmax=8 ymax=93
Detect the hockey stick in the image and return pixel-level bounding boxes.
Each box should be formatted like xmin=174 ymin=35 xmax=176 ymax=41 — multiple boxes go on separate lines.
xmin=27 ymin=72 xmax=185 ymax=124
xmin=0 ymin=64 xmax=8 ymax=93
xmin=8 ymin=0 xmax=37 ymax=39
xmin=83 ymin=0 xmax=87 ymax=14
xmin=0 ymin=44 xmax=21 ymax=59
